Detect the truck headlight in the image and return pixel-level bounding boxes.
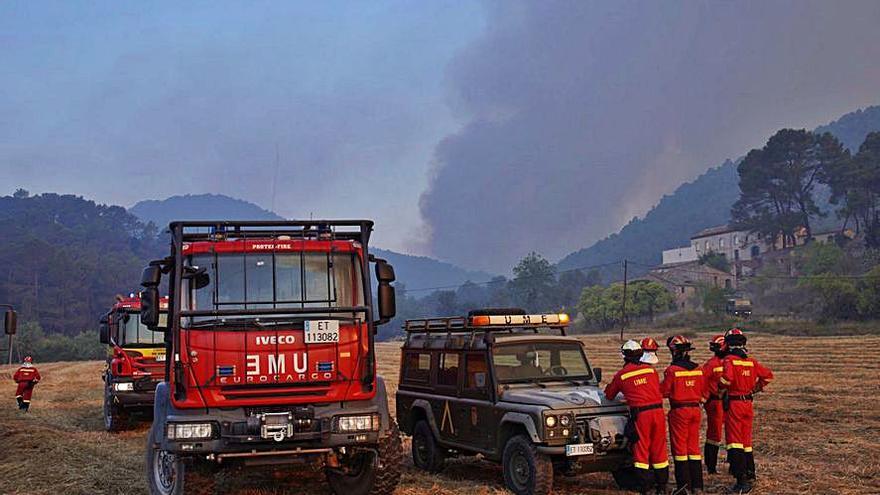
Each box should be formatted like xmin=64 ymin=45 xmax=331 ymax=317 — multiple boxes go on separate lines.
xmin=113 ymin=382 xmax=134 ymax=392
xmin=166 ymin=422 xmax=215 ymax=440
xmin=333 ymin=414 xmax=380 ymax=433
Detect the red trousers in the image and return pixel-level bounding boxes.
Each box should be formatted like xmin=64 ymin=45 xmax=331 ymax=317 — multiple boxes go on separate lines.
xmin=724 ymin=400 xmax=754 ymax=452
xmin=632 ymin=408 xmax=669 ymax=469
xmin=668 ymin=406 xmax=701 ymax=461
xmin=15 ymin=381 xmax=35 ymax=403
xmin=704 ymin=399 xmax=724 ymax=446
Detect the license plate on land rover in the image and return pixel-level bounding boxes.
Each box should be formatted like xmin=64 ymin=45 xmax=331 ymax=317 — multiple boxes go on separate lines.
xmin=565 ymin=443 xmax=594 ymax=456
xmin=305 ymin=320 xmax=339 ymax=344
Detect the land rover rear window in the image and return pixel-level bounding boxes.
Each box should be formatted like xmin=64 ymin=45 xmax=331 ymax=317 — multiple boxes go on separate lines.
xmin=403 ymin=352 xmax=431 ymax=383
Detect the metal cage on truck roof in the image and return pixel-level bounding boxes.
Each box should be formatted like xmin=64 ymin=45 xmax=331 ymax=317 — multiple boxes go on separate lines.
xmin=171 ymin=219 xmax=374 ymax=243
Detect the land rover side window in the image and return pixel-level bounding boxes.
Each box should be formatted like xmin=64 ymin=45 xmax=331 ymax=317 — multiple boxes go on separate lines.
xmin=437 ymin=352 xmax=460 ymax=388
xmin=402 ymin=352 xmax=431 ymax=383
xmin=492 ymin=342 xmax=592 ymax=383
xmin=463 ymin=353 xmax=489 ymax=399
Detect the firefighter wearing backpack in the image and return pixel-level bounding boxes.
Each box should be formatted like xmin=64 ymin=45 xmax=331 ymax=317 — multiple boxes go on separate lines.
xmin=701 ymin=334 xmax=727 ymax=474
xmin=605 ymin=340 xmax=669 ymax=495
xmin=719 ymin=329 xmax=773 ymax=494
xmin=661 ymin=335 xmax=706 ymax=494
xmin=13 ymin=356 xmax=41 ymax=412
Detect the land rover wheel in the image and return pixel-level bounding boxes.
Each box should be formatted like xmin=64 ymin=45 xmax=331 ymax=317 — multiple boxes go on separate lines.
xmin=411 ymin=419 xmax=445 ymax=473
xmin=103 ymin=384 xmax=126 ymax=432
xmin=145 ymin=423 xmax=216 ymax=495
xmin=502 ymin=435 xmax=553 ymax=495
xmin=326 ymin=419 xmax=403 ymax=495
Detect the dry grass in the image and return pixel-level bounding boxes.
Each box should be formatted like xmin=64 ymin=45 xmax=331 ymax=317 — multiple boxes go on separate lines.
xmin=1 ymin=333 xmax=878 ymax=494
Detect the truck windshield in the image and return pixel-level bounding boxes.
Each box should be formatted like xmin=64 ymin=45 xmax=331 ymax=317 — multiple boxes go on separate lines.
xmin=119 ymin=311 xmax=166 ymax=346
xmin=182 ymin=251 xmax=365 ymax=325
xmin=492 ymin=342 xmax=592 ymax=383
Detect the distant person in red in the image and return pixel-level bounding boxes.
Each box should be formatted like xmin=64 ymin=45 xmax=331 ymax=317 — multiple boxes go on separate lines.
xmin=661 ymin=335 xmax=706 ymax=494
xmin=13 ymin=356 xmax=41 ymax=412
xmin=700 ymin=334 xmax=728 ymax=474
xmin=719 ymin=329 xmax=773 ymax=494
xmin=605 ymin=340 xmax=669 ymax=495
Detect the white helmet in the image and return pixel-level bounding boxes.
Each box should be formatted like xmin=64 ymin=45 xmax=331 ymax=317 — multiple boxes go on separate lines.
xmin=621 ymin=339 xmax=643 ymax=360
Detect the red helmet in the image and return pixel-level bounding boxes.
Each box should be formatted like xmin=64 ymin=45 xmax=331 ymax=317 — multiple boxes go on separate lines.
xmin=640 ymin=337 xmax=659 ymax=352
xmin=23 ymin=356 xmax=33 ymax=363
xmin=724 ymin=328 xmax=747 ymax=347
xmin=709 ymin=334 xmax=726 ymax=352
xmin=667 ymin=335 xmax=694 ymax=353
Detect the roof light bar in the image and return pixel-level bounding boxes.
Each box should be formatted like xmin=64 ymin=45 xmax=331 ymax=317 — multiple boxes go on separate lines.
xmin=469 ymin=313 xmax=570 ymax=327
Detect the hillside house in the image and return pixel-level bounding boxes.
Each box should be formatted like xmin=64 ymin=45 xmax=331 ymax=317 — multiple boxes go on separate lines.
xmin=644 ymin=261 xmax=737 ymax=312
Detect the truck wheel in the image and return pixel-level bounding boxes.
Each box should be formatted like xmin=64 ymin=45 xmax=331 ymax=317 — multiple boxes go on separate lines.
xmin=326 ymin=419 xmax=403 ymax=495
xmin=145 ymin=423 xmax=217 ymax=495
xmin=103 ymin=385 xmax=126 ymax=432
xmin=411 ymin=419 xmax=445 ymax=473
xmin=502 ymin=435 xmax=553 ymax=495
xmin=611 ymin=465 xmax=643 ymax=491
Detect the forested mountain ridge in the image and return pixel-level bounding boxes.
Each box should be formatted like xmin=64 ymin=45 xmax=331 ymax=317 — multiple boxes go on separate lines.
xmin=557 ymin=105 xmax=880 ymax=279
xmin=0 ymin=191 xmax=163 ymax=335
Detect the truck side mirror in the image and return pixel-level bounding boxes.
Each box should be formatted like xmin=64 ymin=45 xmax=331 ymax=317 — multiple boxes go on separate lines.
xmin=593 ymin=367 xmax=602 ymax=383
xmin=374 ymin=258 xmax=396 ymax=324
xmin=142 ymin=264 xmax=162 ymax=288
xmin=99 ymin=316 xmax=110 ymax=344
xmin=141 ymin=287 xmax=160 ymax=329
xmin=4 ymin=310 xmax=17 ymax=335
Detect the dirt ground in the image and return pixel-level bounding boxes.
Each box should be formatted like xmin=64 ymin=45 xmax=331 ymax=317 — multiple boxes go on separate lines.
xmin=1 ymin=333 xmax=878 ymax=495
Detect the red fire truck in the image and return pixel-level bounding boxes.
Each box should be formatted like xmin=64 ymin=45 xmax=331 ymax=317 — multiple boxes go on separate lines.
xmin=138 ymin=220 xmax=401 ymax=495
xmin=99 ymin=295 xmax=168 ymax=431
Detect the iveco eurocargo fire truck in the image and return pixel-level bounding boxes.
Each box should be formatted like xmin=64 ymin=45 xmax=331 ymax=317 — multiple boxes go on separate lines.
xmin=138 ymin=220 xmax=401 ymax=495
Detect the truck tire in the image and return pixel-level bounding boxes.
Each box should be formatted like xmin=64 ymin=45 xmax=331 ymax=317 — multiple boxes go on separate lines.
xmin=103 ymin=384 xmax=127 ymax=432
xmin=326 ymin=419 xmax=403 ymax=495
xmin=411 ymin=419 xmax=446 ymax=473
xmin=145 ymin=423 xmax=216 ymax=495
xmin=502 ymin=435 xmax=553 ymax=495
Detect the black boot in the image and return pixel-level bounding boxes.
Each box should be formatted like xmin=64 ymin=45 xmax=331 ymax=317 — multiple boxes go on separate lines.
xmin=673 ymin=461 xmax=690 ymax=492
xmin=16 ymin=397 xmax=23 ymax=409
xmin=654 ymin=466 xmax=669 ymax=494
xmin=728 ymin=450 xmax=752 ymax=493
xmin=638 ymin=468 xmax=654 ymax=495
xmin=22 ymin=402 xmax=29 ymax=412
xmin=688 ymin=459 xmax=703 ymax=491
xmin=745 ymin=451 xmax=756 ymax=481
xmin=704 ymin=443 xmax=719 ymax=474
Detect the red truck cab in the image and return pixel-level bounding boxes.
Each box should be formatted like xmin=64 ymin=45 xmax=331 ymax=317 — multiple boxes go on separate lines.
xmin=139 ymin=220 xmax=401 ymax=495
xmin=99 ymin=295 xmax=168 ymax=431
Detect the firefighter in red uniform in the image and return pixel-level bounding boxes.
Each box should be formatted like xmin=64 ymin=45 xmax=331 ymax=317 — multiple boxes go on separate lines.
xmin=700 ymin=334 xmax=727 ymax=474
xmin=605 ymin=340 xmax=669 ymax=495
xmin=13 ymin=356 xmax=41 ymax=412
xmin=719 ymin=329 xmax=773 ymax=494
xmin=661 ymin=335 xmax=706 ymax=494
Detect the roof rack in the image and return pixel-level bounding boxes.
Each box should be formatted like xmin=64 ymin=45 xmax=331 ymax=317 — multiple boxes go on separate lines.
xmin=403 ymin=313 xmax=569 ymax=346
xmin=170 ymin=220 xmax=374 ymax=244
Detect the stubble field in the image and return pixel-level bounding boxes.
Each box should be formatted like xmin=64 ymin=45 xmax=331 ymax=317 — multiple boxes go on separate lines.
xmin=1 ymin=333 xmax=878 ymax=495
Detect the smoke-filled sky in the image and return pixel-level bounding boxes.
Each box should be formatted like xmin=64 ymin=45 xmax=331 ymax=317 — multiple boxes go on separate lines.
xmin=3 ymin=1 xmax=880 ymax=273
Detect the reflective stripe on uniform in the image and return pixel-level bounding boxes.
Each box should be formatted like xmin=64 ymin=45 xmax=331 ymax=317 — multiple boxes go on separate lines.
xmin=621 ymin=368 xmax=655 ymax=381
xmin=732 ymin=360 xmax=754 ymax=367
xmin=719 ymin=377 xmax=731 ymax=385
xmin=744 ymin=447 xmax=753 ymax=453
xmin=712 ymin=366 xmax=723 ymax=373
xmin=634 ymin=462 xmax=650 ymax=470
xmin=705 ymin=439 xmax=722 ymax=446
xmin=652 ymin=462 xmax=669 ymax=469
xmin=689 ymin=455 xmax=702 ymax=461
xmin=674 ymin=370 xmax=703 ymax=377
xmin=673 ymin=455 xmax=688 ymax=461
xmin=728 ymin=443 xmax=744 ymax=450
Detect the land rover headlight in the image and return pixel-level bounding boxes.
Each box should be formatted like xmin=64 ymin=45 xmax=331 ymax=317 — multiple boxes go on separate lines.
xmin=333 ymin=414 xmax=380 ymax=433
xmin=545 ymin=415 xmax=557 ymax=428
xmin=559 ymin=414 xmax=572 ymax=427
xmin=166 ymin=422 xmax=215 ymax=440
xmin=113 ymin=382 xmax=134 ymax=392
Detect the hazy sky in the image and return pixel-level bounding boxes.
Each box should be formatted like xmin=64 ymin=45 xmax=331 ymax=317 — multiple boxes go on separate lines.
xmin=3 ymin=1 xmax=880 ymax=273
